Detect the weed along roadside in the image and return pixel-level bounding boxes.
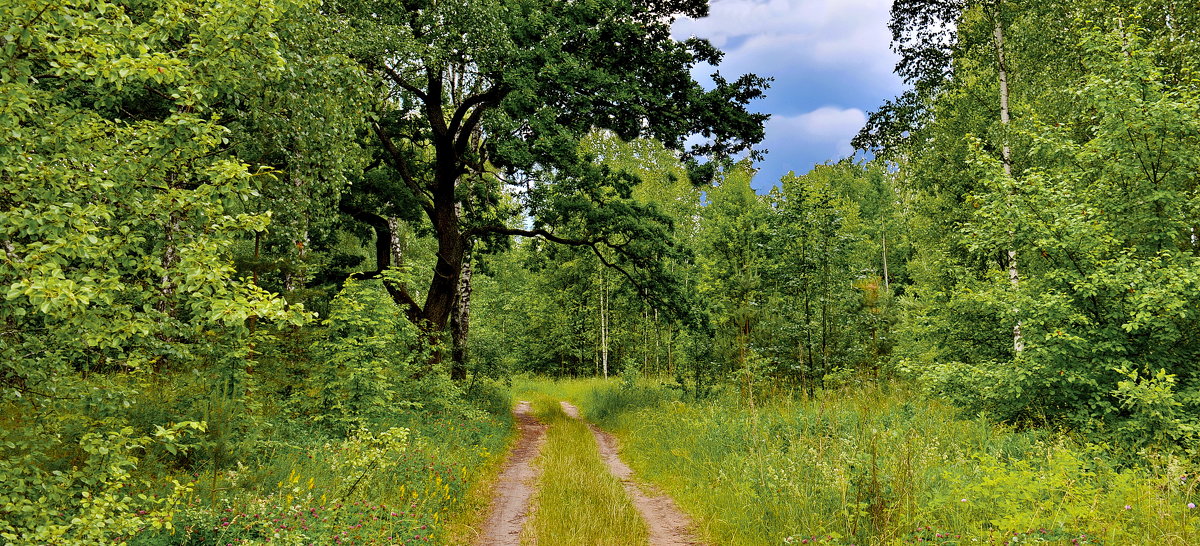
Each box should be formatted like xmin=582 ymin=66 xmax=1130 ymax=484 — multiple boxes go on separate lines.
xmin=486 ymin=377 xmax=1200 ymax=545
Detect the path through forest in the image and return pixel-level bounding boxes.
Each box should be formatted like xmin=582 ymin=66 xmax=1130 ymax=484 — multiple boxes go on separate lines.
xmin=474 ymin=398 xmax=703 ymax=545
xmin=559 ymin=401 xmax=704 ymax=546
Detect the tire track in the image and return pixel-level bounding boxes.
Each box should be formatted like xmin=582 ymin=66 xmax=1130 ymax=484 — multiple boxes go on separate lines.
xmin=474 ymin=401 xmax=547 ymax=545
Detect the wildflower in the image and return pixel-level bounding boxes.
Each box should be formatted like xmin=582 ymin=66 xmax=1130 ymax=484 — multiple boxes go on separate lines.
xmin=961 ymin=498 xmax=967 ymax=502
xmin=1189 ymin=503 xmax=1196 ymax=509
xmin=1124 ymin=505 xmax=1132 ymax=510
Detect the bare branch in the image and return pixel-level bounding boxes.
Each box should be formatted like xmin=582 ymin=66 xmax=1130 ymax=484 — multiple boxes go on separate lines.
xmin=371 ymin=122 xmax=436 ymax=215
xmin=469 ymin=225 xmax=649 ymax=295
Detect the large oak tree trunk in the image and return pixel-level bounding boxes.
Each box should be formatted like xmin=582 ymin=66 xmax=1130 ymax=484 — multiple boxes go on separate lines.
xmin=422 ymin=174 xmax=465 ymax=332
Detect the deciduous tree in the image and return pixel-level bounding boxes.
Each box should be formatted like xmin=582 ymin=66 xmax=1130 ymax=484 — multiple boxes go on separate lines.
xmin=336 ymin=0 xmax=768 ymax=377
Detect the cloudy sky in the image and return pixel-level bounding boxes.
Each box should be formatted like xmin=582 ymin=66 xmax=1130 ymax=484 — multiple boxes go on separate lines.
xmin=673 ymin=0 xmax=906 ymax=191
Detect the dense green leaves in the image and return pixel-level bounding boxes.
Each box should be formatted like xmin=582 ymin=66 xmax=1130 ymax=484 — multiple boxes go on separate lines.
xmin=9 ymin=0 xmax=1200 ymax=540
xmin=333 ymin=0 xmax=768 ymax=349
xmin=873 ymin=0 xmax=1200 ymax=447
xmin=1 ymin=0 xmax=311 ymax=383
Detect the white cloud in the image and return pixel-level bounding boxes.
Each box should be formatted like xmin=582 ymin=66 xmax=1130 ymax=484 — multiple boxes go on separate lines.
xmin=674 ymin=0 xmax=896 ymax=74
xmin=671 ymin=0 xmax=902 ymax=187
xmin=761 ymin=106 xmax=866 ymax=179
xmin=774 ymin=107 xmax=866 ymax=144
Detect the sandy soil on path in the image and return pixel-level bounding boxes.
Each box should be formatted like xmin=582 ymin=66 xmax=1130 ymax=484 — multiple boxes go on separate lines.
xmin=559 ymin=401 xmax=706 ymax=546
xmin=474 ymin=401 xmax=547 ymax=546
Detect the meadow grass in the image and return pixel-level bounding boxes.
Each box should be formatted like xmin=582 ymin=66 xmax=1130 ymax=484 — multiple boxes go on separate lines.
xmin=535 ymin=376 xmax=1200 ymax=545
xmin=522 ymin=396 xmax=648 ymax=546
xmin=510 ymin=374 xmax=608 ymax=407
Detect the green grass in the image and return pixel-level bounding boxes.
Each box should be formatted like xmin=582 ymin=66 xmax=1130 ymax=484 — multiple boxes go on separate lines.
xmin=510 ymin=375 xmax=608 ymax=407
xmin=547 ymin=377 xmax=1200 ymax=545
xmin=522 ymin=397 xmax=648 ymax=546
xmin=128 ymin=393 xmax=514 ymax=545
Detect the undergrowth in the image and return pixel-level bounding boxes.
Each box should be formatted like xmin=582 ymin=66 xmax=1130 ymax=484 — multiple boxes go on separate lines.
xmin=128 ymin=393 xmax=512 ymax=545
xmin=1 ymin=279 xmax=515 ymax=545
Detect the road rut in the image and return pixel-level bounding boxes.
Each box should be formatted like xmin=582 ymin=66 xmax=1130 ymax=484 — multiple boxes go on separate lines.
xmin=474 ymin=401 xmax=547 ymax=546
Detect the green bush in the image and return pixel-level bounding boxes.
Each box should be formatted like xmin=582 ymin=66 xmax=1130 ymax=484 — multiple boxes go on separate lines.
xmin=585 ymin=375 xmax=676 ymax=425
xmin=292 ymin=277 xmax=427 ymax=432
xmin=0 ymin=421 xmax=203 ymax=544
xmin=133 ymin=403 xmax=512 ymax=545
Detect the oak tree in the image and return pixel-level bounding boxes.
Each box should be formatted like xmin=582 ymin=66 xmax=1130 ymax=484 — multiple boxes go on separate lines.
xmin=336 ymin=0 xmax=768 ymax=376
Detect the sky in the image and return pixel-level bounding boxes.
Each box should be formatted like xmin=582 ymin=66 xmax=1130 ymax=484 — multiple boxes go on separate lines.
xmin=672 ymin=0 xmax=907 ymax=191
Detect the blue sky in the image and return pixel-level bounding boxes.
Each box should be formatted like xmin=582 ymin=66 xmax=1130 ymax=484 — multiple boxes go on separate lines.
xmin=673 ymin=0 xmax=907 ymax=191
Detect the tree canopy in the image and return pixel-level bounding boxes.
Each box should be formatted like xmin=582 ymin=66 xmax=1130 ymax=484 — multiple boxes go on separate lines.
xmin=338 ymin=0 xmax=769 ymax=352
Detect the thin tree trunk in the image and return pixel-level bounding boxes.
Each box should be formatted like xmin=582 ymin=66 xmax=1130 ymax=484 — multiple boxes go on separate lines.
xmin=993 ymin=14 xmax=1023 ymax=354
xmin=666 ymin=325 xmax=674 ymax=377
xmin=600 ymin=267 xmax=609 ymax=379
xmin=881 ymin=231 xmax=890 ymax=293
xmin=821 ymin=259 xmax=830 ymax=378
xmin=653 ymin=307 xmax=660 ymax=375
xmin=248 ymin=231 xmax=261 ymax=358
xmin=642 ymin=301 xmax=649 ymax=371
xmin=154 ymin=208 xmax=182 ymax=371
xmin=158 ymin=211 xmax=180 ymax=312
xmin=450 ymin=246 xmax=472 ymax=381
xmin=387 ymin=217 xmax=406 ymax=271
xmin=803 ymin=285 xmax=813 ymax=385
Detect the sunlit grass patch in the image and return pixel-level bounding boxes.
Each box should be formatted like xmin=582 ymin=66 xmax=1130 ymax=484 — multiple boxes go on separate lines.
xmin=583 ymin=379 xmax=1200 ymax=545
xmin=510 ymin=375 xmax=612 ymax=408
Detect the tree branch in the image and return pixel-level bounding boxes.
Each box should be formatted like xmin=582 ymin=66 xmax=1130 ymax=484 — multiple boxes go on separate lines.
xmin=371 ymin=122 xmax=436 ymax=215
xmin=338 ymin=202 xmax=424 ymax=323
xmin=425 ymin=67 xmax=448 ymax=138
xmin=2 ymin=239 xmax=20 ymax=264
xmin=468 ymin=225 xmax=650 ymax=295
xmin=381 ymin=63 xmax=428 ymax=101
xmin=449 ymin=85 xmax=507 ymax=153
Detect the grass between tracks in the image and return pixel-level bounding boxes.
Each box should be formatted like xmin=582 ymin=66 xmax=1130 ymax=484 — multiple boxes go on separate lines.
xmin=520 ymin=396 xmax=648 ymax=546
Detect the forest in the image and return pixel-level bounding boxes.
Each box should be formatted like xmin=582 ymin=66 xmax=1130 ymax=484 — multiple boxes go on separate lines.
xmin=3 ymin=0 xmax=1200 ymax=544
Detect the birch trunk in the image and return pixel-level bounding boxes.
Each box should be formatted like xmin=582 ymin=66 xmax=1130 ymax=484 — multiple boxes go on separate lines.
xmin=993 ymin=15 xmax=1024 ymax=354
xmin=450 ymin=249 xmax=472 ymax=381
xmin=600 ymin=267 xmax=609 ymax=379
xmin=881 ymin=231 xmax=890 ymax=293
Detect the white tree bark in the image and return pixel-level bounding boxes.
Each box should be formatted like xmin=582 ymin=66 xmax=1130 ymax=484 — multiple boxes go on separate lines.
xmin=993 ymin=14 xmax=1024 ymax=354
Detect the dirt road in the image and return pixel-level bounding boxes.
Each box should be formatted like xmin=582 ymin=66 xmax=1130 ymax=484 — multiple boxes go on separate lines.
xmin=474 ymin=401 xmax=547 ymax=546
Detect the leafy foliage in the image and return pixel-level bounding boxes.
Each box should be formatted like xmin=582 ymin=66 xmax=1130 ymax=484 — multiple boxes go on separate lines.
xmin=297 ymin=277 xmax=427 ymax=431
xmin=883 ymin=2 xmax=1200 ymax=448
